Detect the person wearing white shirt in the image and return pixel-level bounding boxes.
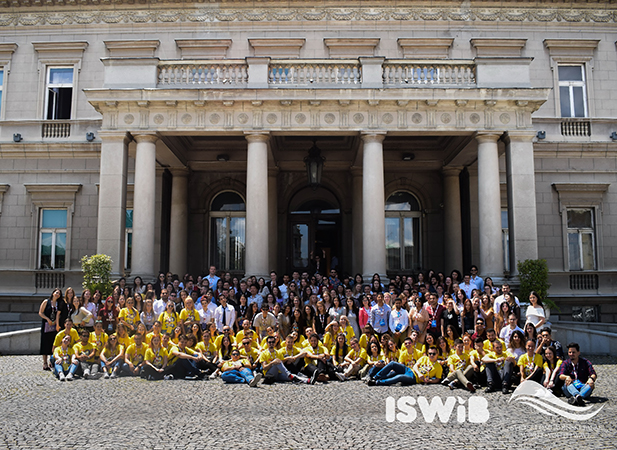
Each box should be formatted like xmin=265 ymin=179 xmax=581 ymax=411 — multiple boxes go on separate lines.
xmin=493 ymin=283 xmax=519 ymax=313
xmin=197 ymin=292 xmax=217 ymax=328
xmin=253 ymin=304 xmax=278 ymax=339
xmin=388 ymin=297 xmax=409 ymax=347
xmin=247 ymin=285 xmax=263 ymax=309
xmin=499 ymin=314 xmax=524 ymax=347
xmin=214 ymin=297 xmax=236 ymax=333
xmin=153 ymin=289 xmax=169 ymax=316
xmin=459 ymin=275 xmax=476 ymax=299
xmin=204 ymin=266 xmax=220 ymax=291
xmin=278 ymin=274 xmax=290 ymax=301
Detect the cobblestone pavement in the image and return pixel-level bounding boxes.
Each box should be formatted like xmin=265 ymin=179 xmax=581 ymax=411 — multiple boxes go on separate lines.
xmin=0 ymin=355 xmax=615 ymax=450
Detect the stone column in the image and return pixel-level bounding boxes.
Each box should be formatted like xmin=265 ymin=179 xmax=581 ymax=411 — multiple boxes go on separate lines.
xmin=131 ymin=133 xmax=159 ymax=280
xmin=245 ymin=133 xmax=270 ymax=278
xmin=442 ymin=166 xmax=463 ymax=273
xmin=169 ymin=167 xmax=189 ymax=277
xmin=268 ymin=168 xmax=278 ymax=272
xmin=476 ymin=133 xmax=504 ymax=277
xmin=504 ymin=131 xmax=538 ymax=274
xmin=361 ymin=133 xmax=387 ymax=280
xmin=97 ymin=131 xmax=130 ymax=277
xmin=351 ymin=167 xmax=363 ymax=276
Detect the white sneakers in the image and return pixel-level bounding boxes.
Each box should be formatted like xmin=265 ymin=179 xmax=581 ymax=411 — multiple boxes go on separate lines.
xmin=249 ymin=373 xmax=263 ymax=387
xmin=58 ymin=373 xmax=66 ymax=382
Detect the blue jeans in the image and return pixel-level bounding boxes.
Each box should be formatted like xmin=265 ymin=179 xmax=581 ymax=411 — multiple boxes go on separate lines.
xmin=100 ymin=360 xmax=122 ymax=374
xmin=221 ymin=368 xmax=254 ymax=384
xmin=54 ymin=363 xmax=77 ymax=377
xmin=265 ymin=363 xmax=292 ymax=382
xmin=374 ymin=361 xmax=417 ymax=386
xmin=562 ymin=381 xmax=594 ymax=399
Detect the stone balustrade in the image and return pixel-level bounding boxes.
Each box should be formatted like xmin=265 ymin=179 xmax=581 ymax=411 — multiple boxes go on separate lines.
xmin=382 ymin=60 xmax=476 ymax=86
xmin=158 ymin=60 xmax=248 ymax=86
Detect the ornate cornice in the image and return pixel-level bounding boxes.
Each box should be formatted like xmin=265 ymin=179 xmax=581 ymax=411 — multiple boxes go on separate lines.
xmin=0 ymin=6 xmax=614 ymax=27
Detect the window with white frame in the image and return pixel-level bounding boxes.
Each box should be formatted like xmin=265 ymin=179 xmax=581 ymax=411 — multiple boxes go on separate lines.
xmin=210 ymin=192 xmax=246 ymax=272
xmin=125 ymin=209 xmax=133 ymax=271
xmin=501 ymin=209 xmax=510 ymax=273
xmin=39 ymin=209 xmax=67 ymax=269
xmin=0 ymin=69 xmax=4 ymax=117
xmin=567 ymin=208 xmax=596 ymax=271
xmin=45 ymin=67 xmax=73 ymax=120
xmin=385 ymin=191 xmax=422 ymax=272
xmin=558 ymin=65 xmax=588 ymax=118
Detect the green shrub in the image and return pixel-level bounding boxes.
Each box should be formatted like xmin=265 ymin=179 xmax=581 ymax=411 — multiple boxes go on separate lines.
xmin=81 ymin=254 xmax=113 ymax=298
xmin=517 ymin=259 xmax=555 ymax=310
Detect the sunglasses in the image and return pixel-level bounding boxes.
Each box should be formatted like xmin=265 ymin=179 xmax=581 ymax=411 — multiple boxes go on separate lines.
xmin=428 ymin=352 xmax=437 ymax=356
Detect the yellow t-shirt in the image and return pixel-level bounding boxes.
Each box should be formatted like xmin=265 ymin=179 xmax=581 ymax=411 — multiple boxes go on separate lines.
xmin=346 ymin=347 xmax=368 ymax=367
xmin=384 ymin=348 xmax=400 ymax=363
xmin=277 ymin=345 xmax=303 ymax=360
xmin=179 ymin=308 xmax=201 ymax=324
xmin=483 ymin=338 xmax=506 ymax=352
xmin=117 ymin=334 xmax=133 ymax=350
xmin=239 ymin=346 xmax=260 ymax=364
xmin=469 ymin=349 xmax=486 ymax=372
xmin=53 ymin=346 xmax=74 ymax=371
xmin=330 ymin=345 xmax=348 ymax=365
xmin=53 ymin=329 xmax=80 ymax=349
xmin=73 ymin=341 xmax=97 ymax=363
xmin=145 ymin=332 xmax=162 ymax=347
xmin=119 ymin=307 xmax=140 ymax=328
xmin=518 ymin=352 xmax=544 ymax=377
xmin=101 ymin=344 xmax=124 ymax=362
xmin=222 ymin=358 xmax=250 ymax=372
xmin=195 ymin=341 xmax=217 ymax=360
xmin=145 ymin=347 xmax=168 ymax=369
xmin=165 ymin=343 xmax=178 ymax=365
xmin=414 ymin=343 xmax=426 ymax=354
xmin=235 ymin=330 xmax=259 ymax=348
xmin=323 ymin=332 xmax=337 ymax=350
xmin=359 ymin=334 xmax=372 ymax=350
xmin=214 ymin=333 xmax=237 ymax=351
xmin=484 ymin=350 xmax=515 ymax=371
xmin=89 ymin=331 xmax=109 ymax=355
xmin=158 ymin=311 xmax=180 ymax=335
xmin=125 ymin=343 xmax=148 ymax=365
xmin=258 ymin=348 xmax=280 ymax=371
xmin=260 ymin=335 xmax=282 ymax=350
xmin=543 ymin=358 xmax=563 ymax=373
xmin=413 ymin=355 xmax=443 ymax=380
xmin=367 ymin=351 xmax=384 ymax=364
xmin=341 ymin=325 xmax=356 ymax=340
xmin=399 ymin=348 xmax=422 ymax=369
xmin=304 ymin=342 xmax=329 ymax=366
xmin=447 ymin=352 xmax=470 ymax=371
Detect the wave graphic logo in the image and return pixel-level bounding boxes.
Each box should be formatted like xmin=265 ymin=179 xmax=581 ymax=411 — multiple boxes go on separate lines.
xmin=509 ymin=380 xmax=604 ymax=421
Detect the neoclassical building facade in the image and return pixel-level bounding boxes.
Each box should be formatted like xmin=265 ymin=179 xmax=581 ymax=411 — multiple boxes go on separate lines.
xmin=0 ymin=0 xmax=615 ymax=318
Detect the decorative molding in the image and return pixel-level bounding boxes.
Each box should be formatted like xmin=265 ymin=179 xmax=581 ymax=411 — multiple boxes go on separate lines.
xmin=32 ymin=41 xmax=88 ymax=56
xmin=324 ymin=38 xmax=380 ymax=57
xmin=544 ymin=39 xmax=600 ymax=57
xmin=552 ymin=183 xmax=610 ymax=194
xmin=175 ymin=39 xmax=232 ymax=59
xmin=0 ymin=7 xmax=614 ymax=27
xmin=0 ymin=183 xmax=8 ymax=217
xmin=249 ymin=38 xmax=305 ymax=57
xmin=0 ymin=42 xmax=16 ymax=73
xmin=471 ymin=38 xmax=527 ymax=57
xmin=104 ymin=40 xmax=160 ymax=57
xmin=397 ymin=38 xmax=453 ymax=59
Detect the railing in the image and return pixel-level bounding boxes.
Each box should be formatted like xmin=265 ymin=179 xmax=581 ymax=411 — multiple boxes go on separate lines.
xmin=383 ymin=60 xmax=476 ymax=86
xmin=269 ymin=60 xmax=361 ymax=86
xmin=42 ymin=121 xmax=71 ymax=139
xmin=158 ymin=60 xmax=248 ymax=86
xmin=561 ymin=119 xmax=591 ymax=137
xmin=569 ymin=273 xmax=599 ymax=290
xmin=35 ymin=271 xmax=65 ymax=290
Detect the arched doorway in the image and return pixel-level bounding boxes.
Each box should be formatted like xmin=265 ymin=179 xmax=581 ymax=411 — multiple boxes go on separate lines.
xmin=385 ymin=191 xmax=422 ymax=273
xmin=288 ymin=187 xmax=341 ymax=275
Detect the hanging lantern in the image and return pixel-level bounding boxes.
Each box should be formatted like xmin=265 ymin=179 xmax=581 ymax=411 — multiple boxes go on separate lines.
xmin=304 ymin=140 xmax=325 ymax=189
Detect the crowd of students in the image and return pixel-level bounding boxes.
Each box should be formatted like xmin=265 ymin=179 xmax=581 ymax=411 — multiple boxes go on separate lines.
xmin=38 ymin=266 xmax=597 ymax=405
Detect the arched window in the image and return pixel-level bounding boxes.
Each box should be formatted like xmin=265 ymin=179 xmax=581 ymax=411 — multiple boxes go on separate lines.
xmin=385 ymin=191 xmax=422 ymax=272
xmin=210 ymin=192 xmax=245 ymax=272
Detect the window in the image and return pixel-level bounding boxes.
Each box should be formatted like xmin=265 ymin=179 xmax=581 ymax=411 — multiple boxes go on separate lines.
xmin=558 ymin=65 xmax=588 ymax=118
xmin=45 ymin=67 xmax=73 ymax=120
xmin=385 ymin=191 xmax=421 ymax=272
xmin=567 ymin=208 xmax=596 ymax=271
xmin=125 ymin=209 xmax=133 ymax=271
xmin=210 ymin=192 xmax=246 ymax=271
xmin=39 ymin=209 xmax=67 ymax=269
xmin=0 ymin=69 xmax=4 ymax=117
xmin=501 ymin=210 xmax=510 ymax=273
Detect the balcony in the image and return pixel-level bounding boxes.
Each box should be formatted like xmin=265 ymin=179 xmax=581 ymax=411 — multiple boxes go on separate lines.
xmin=158 ymin=60 xmax=248 ymax=87
xmin=0 ymin=119 xmax=101 ymax=145
xmin=42 ymin=121 xmax=71 ymax=139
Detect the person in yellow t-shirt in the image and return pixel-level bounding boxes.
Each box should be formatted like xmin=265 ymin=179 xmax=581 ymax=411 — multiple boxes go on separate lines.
xmin=100 ymin=334 xmax=124 ymax=379
xmin=239 ymin=338 xmax=261 ymax=369
xmin=235 ymin=320 xmax=259 ymax=349
xmin=518 ymin=339 xmax=544 ymax=384
xmin=214 ymin=326 xmax=236 ymax=352
xmin=278 ymin=335 xmax=308 ymax=376
xmin=331 ymin=333 xmax=349 ymax=369
xmin=89 ymin=321 xmax=109 ymax=357
xmin=52 ymin=318 xmax=80 ymax=352
xmin=53 ymin=335 xmax=77 ymax=381
xmin=368 ymin=346 xmax=442 ymax=386
xmin=482 ymin=339 xmax=516 ymax=393
xmin=483 ymin=328 xmax=506 ymax=353
xmin=442 ymin=338 xmax=475 ymax=392
xmin=259 ymin=335 xmax=310 ymax=384
xmin=323 ymin=321 xmax=341 ymax=351
xmin=142 ymin=335 xmax=168 ymax=380
xmin=122 ymin=333 xmax=148 ymax=376
xmin=302 ymin=333 xmax=345 ymax=383
xmin=384 ymin=338 xmax=400 ymax=363
xmin=399 ymin=337 xmax=422 ymax=370
xmin=542 ymin=345 xmax=563 ymax=393
xmin=339 ymin=316 xmax=356 ymax=341
xmin=115 ymin=323 xmax=133 ymax=350
xmin=343 ymin=338 xmax=367 ymax=379
xmin=145 ymin=321 xmax=163 ymax=347
xmin=118 ymin=296 xmax=141 ymax=335
xmin=179 ymin=298 xmax=201 ymax=333
xmin=195 ymin=328 xmax=219 ymax=376
xmin=408 ymin=330 xmax=426 ymax=355
xmin=72 ymin=329 xmax=100 ymax=379
xmin=221 ymin=349 xmax=262 ymax=387
xmin=167 ymin=334 xmax=206 ymax=380
xmin=469 ymin=337 xmax=488 ymax=387
xmin=159 ymin=301 xmax=180 ymax=335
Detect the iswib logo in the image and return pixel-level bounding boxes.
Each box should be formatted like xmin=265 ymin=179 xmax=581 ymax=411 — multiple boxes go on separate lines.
xmin=509 ymin=381 xmax=604 ymax=421
xmin=385 ymin=396 xmax=490 ymax=423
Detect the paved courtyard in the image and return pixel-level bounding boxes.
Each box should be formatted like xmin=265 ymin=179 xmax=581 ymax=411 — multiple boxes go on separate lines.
xmin=0 ymin=355 xmax=615 ymax=450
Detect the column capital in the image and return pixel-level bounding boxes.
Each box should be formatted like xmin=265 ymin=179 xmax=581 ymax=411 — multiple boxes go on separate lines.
xmin=350 ymin=166 xmax=363 ymax=177
xmin=98 ymin=130 xmax=131 ymax=144
xmin=132 ymin=132 xmax=159 ymax=144
xmin=268 ymin=166 xmax=279 ymax=177
xmin=245 ymin=132 xmax=270 ymax=143
xmin=503 ymin=131 xmax=537 ymax=144
xmin=169 ymin=167 xmax=189 ymax=177
xmin=442 ymin=166 xmax=463 ymax=177
xmin=361 ymin=132 xmax=386 ymax=144
xmin=475 ymin=132 xmax=502 ymax=144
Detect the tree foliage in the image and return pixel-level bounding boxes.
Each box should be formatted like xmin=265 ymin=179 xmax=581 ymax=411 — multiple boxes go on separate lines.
xmin=517 ymin=259 xmax=554 ymax=310
xmin=81 ymin=254 xmax=113 ymax=298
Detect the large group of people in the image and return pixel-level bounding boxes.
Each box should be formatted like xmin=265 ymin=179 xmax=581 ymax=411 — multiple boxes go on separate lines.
xmin=38 ymin=265 xmax=597 ymax=404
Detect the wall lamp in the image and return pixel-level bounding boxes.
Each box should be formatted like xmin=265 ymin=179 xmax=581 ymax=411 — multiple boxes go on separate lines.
xmin=610 ymin=132 xmax=617 ymax=141
xmin=13 ymin=133 xmax=22 ymax=142
xmin=86 ymin=132 xmax=95 ymax=142
xmin=536 ymin=131 xmax=546 ymax=140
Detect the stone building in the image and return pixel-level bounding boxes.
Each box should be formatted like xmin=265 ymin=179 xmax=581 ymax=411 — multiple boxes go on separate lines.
xmin=0 ymin=0 xmax=615 ymax=320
